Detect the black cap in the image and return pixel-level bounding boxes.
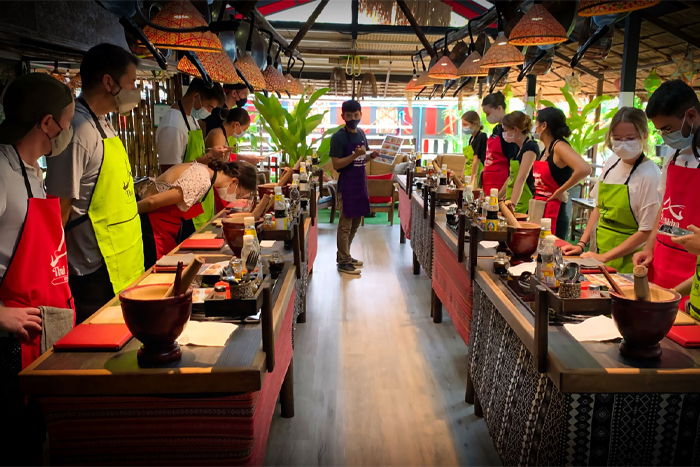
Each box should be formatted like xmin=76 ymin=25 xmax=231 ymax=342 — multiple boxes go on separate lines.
xmin=0 ymin=73 xmax=74 ymax=144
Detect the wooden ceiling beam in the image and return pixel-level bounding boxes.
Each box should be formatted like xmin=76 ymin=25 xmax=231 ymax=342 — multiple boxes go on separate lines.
xmin=286 ymin=0 xmax=329 ymax=53
xmin=396 ymin=0 xmax=435 ymax=57
xmin=642 ymin=12 xmax=700 ymax=51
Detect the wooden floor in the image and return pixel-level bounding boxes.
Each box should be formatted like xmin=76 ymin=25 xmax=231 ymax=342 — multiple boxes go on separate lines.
xmin=264 ymin=219 xmax=501 ymax=466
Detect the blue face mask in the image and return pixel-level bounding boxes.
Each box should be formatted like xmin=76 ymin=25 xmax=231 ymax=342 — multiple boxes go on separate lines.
xmin=662 ymin=112 xmax=695 ymax=150
xmin=462 ymin=127 xmax=473 ymax=135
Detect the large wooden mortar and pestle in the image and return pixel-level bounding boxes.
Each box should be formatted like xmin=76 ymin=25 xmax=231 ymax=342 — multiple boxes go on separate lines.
xmin=500 ymin=202 xmax=541 ymax=265
xmin=119 ymin=258 xmax=203 ymax=367
xmin=610 ymin=266 xmax=681 ymax=359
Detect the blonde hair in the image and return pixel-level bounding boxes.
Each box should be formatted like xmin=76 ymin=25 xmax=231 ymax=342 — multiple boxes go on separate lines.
xmin=605 ymin=106 xmax=651 ymax=154
xmin=502 ymin=111 xmax=533 ymax=134
xmin=461 ymin=110 xmax=483 ymax=131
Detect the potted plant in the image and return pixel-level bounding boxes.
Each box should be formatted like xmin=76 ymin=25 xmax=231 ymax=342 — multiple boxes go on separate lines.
xmin=253 ymin=87 xmax=342 ymax=168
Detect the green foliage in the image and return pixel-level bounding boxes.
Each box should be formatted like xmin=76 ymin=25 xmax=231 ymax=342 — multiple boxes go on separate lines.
xmin=253 ymin=88 xmax=342 ymax=166
xmin=539 ymin=84 xmax=616 ymax=156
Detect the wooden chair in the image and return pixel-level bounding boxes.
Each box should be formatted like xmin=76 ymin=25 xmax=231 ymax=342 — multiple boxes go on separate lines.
xmin=362 ymin=178 xmax=394 ymax=226
xmin=317 ymin=178 xmax=338 ymax=224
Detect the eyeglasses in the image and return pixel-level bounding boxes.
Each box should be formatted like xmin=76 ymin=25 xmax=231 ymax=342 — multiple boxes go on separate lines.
xmin=611 ymin=136 xmax=641 ymax=142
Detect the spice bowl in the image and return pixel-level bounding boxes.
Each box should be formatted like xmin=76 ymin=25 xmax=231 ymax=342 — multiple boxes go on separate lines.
xmin=506 ymin=222 xmax=541 ymax=265
xmin=119 ymin=285 xmax=193 ymax=367
xmin=611 ymin=285 xmax=680 ymax=359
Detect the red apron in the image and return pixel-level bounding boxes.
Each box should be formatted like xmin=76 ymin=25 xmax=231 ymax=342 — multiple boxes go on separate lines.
xmin=651 ymin=149 xmax=700 ymax=308
xmin=0 ymin=148 xmax=74 ymax=369
xmin=147 ymin=202 xmax=204 ymax=261
xmin=482 ymin=131 xmax=510 ymax=195
xmin=533 ymin=140 xmax=566 ymax=231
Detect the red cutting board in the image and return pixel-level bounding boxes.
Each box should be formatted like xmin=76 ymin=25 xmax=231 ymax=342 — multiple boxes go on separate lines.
xmin=179 ymin=238 xmax=224 ymax=250
xmin=667 ymin=326 xmax=700 ymax=348
xmin=53 ymin=324 xmax=132 ymax=351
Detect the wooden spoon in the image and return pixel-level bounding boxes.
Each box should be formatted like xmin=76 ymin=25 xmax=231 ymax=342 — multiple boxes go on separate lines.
xmin=600 ymin=265 xmax=624 ymax=296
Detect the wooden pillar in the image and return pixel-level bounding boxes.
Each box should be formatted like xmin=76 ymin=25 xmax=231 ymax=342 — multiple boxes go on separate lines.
xmin=525 ymin=75 xmax=537 ymax=117
xmin=619 ymin=11 xmax=642 ymax=108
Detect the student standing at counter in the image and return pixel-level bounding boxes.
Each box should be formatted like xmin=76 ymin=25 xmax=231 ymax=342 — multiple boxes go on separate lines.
xmin=634 ymin=79 xmax=700 ymax=307
xmin=0 ymin=73 xmax=75 ymax=464
xmin=501 ymin=111 xmax=538 ymax=213
xmin=138 ymin=160 xmax=258 ymax=267
xmin=156 ymin=78 xmax=227 ymax=231
xmin=331 ymin=100 xmax=379 ymax=276
xmin=481 ymin=91 xmax=518 ymax=195
xmin=202 ymin=83 xmax=249 ymax=138
xmin=46 ymin=44 xmax=144 ymax=324
xmin=562 ymin=107 xmax=661 ymax=273
xmin=532 ymin=107 xmax=591 ymax=238
xmin=461 ymin=110 xmax=487 ymax=187
xmin=204 ymin=107 xmax=263 ymax=166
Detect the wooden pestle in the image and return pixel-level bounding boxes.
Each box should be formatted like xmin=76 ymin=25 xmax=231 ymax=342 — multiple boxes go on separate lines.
xmin=498 ymin=201 xmax=522 ymax=228
xmin=633 ymin=265 xmax=651 ymax=301
xmin=432 ymin=160 xmax=441 ymax=173
xmin=163 ymin=256 xmax=205 ymax=298
xmin=277 ymin=168 xmax=293 ymax=187
xmin=450 ymin=172 xmax=464 ymax=189
xmin=251 ymin=194 xmax=270 ymax=220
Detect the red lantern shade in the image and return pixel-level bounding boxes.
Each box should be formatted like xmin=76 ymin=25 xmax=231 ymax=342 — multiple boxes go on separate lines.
xmin=479 ymin=32 xmax=523 ymax=69
xmin=263 ymin=65 xmax=287 ymax=92
xmin=508 ymin=4 xmax=568 ymax=46
xmin=284 ymin=73 xmax=304 ymax=95
xmin=144 ymin=0 xmax=222 ymax=53
xmin=405 ymin=74 xmax=421 ymax=92
xmin=578 ymin=0 xmax=660 ymax=16
xmin=177 ymin=51 xmax=243 ymax=84
xmin=458 ymin=51 xmax=489 ymax=77
xmin=235 ymin=54 xmax=266 ymax=91
xmin=429 ymin=55 xmax=459 ymax=80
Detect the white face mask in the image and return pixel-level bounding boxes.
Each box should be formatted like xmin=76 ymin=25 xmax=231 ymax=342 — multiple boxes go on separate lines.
xmin=662 ymin=111 xmax=695 ymax=150
xmin=462 ymin=127 xmax=473 ymax=135
xmin=502 ymin=131 xmax=516 ymax=143
xmin=486 ymin=113 xmax=501 ymax=125
xmin=217 ymin=181 xmax=238 ymax=202
xmin=45 ymin=118 xmax=73 ymax=157
xmin=111 ymin=82 xmax=141 ymax=116
xmin=612 ymin=139 xmax=643 ymax=160
xmin=192 ymin=95 xmax=211 ymax=120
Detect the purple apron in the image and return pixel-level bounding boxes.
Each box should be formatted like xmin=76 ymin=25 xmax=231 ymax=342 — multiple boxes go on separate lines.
xmin=338 ymin=131 xmax=370 ymax=218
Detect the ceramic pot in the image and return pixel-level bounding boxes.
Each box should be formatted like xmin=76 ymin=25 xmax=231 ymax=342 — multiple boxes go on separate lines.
xmin=611 ymin=285 xmax=680 ymax=359
xmin=119 ymin=285 xmax=192 ymax=367
xmin=506 ymin=222 xmax=541 ymax=265
xmin=222 ymin=219 xmax=246 ymax=257
xmin=257 ymin=183 xmax=290 ymax=199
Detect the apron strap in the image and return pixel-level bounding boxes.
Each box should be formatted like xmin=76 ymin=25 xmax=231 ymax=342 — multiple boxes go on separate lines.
xmin=178 ymin=100 xmax=192 ymax=132
xmin=11 ymin=144 xmax=34 ymax=199
xmin=670 ymin=148 xmax=682 ymax=166
xmin=623 ymin=153 xmax=646 ymax=185
xmin=77 ymin=97 xmax=108 ymax=140
xmin=602 ymin=158 xmax=622 ymax=180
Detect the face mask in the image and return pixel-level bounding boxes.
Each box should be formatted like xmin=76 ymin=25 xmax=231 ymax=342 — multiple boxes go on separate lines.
xmin=192 ymin=95 xmax=211 ymax=120
xmin=236 ymin=98 xmax=247 ymax=108
xmin=612 ymin=139 xmax=643 ymax=160
xmin=44 ymin=118 xmax=73 ymax=157
xmin=532 ymin=132 xmax=541 ymax=141
xmin=217 ymin=185 xmax=237 ymax=202
xmin=232 ymin=129 xmax=246 ymax=138
xmin=662 ymin=112 xmax=695 ymax=150
xmin=486 ymin=112 xmax=501 ymax=125
xmin=462 ymin=127 xmax=473 ymax=135
xmin=345 ymin=119 xmax=360 ymax=130
xmin=110 ymin=81 xmax=141 ymax=116
xmin=502 ymin=131 xmax=516 ymax=143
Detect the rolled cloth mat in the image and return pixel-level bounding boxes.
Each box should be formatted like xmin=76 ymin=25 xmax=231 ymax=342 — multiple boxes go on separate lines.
xmin=39 ymin=306 xmax=74 ymax=353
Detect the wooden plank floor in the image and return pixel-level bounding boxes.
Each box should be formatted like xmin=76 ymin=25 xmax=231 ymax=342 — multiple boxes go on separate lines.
xmin=264 ymin=218 xmax=501 ymax=466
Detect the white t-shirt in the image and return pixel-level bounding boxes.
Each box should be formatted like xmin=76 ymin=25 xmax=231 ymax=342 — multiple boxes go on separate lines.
xmin=590 ymin=154 xmax=662 ymax=231
xmin=155 ymin=107 xmax=198 ymax=166
xmin=657 ymin=144 xmax=699 ymax=200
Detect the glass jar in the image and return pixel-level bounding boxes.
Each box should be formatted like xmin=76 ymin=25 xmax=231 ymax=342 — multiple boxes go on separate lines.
xmin=498 ymin=215 xmax=508 ymax=231
xmin=263 ymin=213 xmax=273 ymax=230
xmin=493 ymin=251 xmax=510 ymax=275
xmin=231 ymin=258 xmax=244 ymax=281
xmin=269 ymin=250 xmax=285 ymax=278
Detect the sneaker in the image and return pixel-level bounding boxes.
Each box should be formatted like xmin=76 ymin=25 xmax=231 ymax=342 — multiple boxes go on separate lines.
xmin=338 ymin=263 xmax=361 ymax=275
xmin=350 ymin=258 xmax=364 ymax=268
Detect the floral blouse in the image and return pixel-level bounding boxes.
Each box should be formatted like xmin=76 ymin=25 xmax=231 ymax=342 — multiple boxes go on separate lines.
xmin=145 ymin=162 xmax=211 ymax=211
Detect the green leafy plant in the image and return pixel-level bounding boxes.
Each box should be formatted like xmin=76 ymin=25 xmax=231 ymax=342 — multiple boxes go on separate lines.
xmin=237 ymin=113 xmax=260 ymax=150
xmin=253 ymin=88 xmax=342 ymax=166
xmin=540 ymin=84 xmax=617 ymax=157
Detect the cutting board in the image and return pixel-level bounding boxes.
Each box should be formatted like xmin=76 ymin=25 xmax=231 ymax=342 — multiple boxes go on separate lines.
xmin=53 ymin=324 xmax=132 ymax=351
xmin=180 ymin=238 xmax=224 ymax=250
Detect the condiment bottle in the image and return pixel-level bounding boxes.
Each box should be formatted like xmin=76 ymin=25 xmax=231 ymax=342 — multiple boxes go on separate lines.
xmin=244 ymin=216 xmax=259 ymax=249
xmin=485 ymin=188 xmax=499 ymax=231
xmin=263 ymin=213 xmax=273 ymax=230
xmin=299 ymin=167 xmax=308 ymax=192
xmin=493 ymin=251 xmax=510 ymax=275
xmin=231 ymin=258 xmax=244 ymax=280
xmin=540 ymin=235 xmax=558 ymax=287
xmin=241 ymin=234 xmax=256 ymax=275
xmin=311 ymin=149 xmax=319 ymax=175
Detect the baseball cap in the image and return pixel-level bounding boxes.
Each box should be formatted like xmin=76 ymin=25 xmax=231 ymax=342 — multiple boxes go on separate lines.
xmin=0 ymin=73 xmax=74 ymax=144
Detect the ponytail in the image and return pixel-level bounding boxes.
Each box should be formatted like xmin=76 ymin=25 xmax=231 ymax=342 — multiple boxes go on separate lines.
xmin=482 ymin=91 xmax=506 ymax=110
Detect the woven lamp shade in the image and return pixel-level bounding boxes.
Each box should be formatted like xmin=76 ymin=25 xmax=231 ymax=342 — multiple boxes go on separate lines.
xmin=144 ymin=0 xmax=222 ymax=52
xmin=263 ymin=65 xmax=287 ymax=92
xmin=284 ymin=73 xmax=304 ymax=95
xmin=508 ymin=4 xmax=568 ymax=46
xmin=429 ymin=55 xmax=459 ymax=80
xmin=458 ymin=52 xmax=489 ymax=77
xmin=235 ymin=54 xmax=266 ymax=91
xmin=578 ymin=0 xmax=660 ymax=16
xmin=177 ymin=51 xmax=243 ymax=84
xmin=415 ymin=70 xmax=441 ymax=88
xmin=405 ymin=75 xmax=421 ymax=92
xmin=480 ymin=32 xmax=523 ymax=68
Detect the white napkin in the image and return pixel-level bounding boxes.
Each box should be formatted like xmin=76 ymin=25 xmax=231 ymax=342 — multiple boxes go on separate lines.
xmin=260 ymin=240 xmax=276 ymax=249
xmin=89 ymin=306 xmax=125 ymax=325
xmin=156 ymin=253 xmax=195 ymax=267
xmin=480 ymin=241 xmax=500 ymax=249
xmin=563 ymin=315 xmax=622 ymax=342
xmin=507 ymin=262 xmax=537 ymax=276
xmin=178 ymin=321 xmax=238 ymax=347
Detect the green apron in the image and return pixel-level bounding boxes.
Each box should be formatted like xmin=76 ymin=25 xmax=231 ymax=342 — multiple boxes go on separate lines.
xmin=463 ymin=139 xmax=483 ymax=183
xmin=688 ymin=258 xmax=700 ymax=320
xmin=179 ymin=101 xmax=214 ymax=230
xmin=596 ymin=156 xmax=645 ymax=274
xmin=67 ymin=98 xmax=144 ymax=294
xmin=505 ymin=142 xmax=533 ymax=214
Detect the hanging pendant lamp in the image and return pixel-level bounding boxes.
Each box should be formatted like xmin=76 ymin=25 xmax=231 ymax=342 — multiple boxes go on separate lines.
xmin=458 ymin=51 xmax=489 ymax=77
xmin=177 ymin=51 xmax=242 ymax=84
xmin=578 ymin=0 xmax=660 ymax=16
xmin=508 ymin=3 xmax=568 ymax=46
xmin=480 ymin=31 xmax=523 ymax=69
xmin=144 ymin=0 xmax=222 ymax=53
xmin=262 ymin=35 xmax=287 ymax=92
xmin=429 ymin=31 xmax=459 ymax=80
xmin=405 ymin=53 xmax=422 ymax=91
xmin=284 ymin=56 xmax=304 ymax=95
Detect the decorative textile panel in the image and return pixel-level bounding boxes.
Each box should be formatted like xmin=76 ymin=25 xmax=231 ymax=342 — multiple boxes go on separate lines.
xmin=398 ymin=188 xmax=411 ymax=240
xmin=410 ymin=197 xmax=432 ymax=278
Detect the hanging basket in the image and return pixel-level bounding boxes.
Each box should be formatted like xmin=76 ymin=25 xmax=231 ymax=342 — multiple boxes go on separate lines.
xmin=359 ymin=72 xmax=378 ymax=98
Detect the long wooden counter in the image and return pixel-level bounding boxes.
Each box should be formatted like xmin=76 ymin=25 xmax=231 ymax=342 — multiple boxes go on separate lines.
xmin=19 ymin=203 xmax=312 ymax=465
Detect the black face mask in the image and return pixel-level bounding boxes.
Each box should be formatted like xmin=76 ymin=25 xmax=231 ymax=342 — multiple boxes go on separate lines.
xmin=345 ymin=119 xmax=360 ymax=130
xmin=236 ymin=98 xmax=247 ymax=108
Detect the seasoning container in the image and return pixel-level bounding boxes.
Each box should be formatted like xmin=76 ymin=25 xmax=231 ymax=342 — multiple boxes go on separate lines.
xmin=493 ymin=251 xmax=510 ymax=275
xmin=269 ymin=250 xmax=285 ymax=278
xmin=231 ymin=258 xmax=244 ymax=280
xmin=263 ymin=213 xmax=273 ymax=230
xmin=559 ymin=282 xmax=581 ymax=299
xmin=213 ymin=284 xmax=228 ymax=300
xmin=588 ymin=284 xmax=602 ymax=298
xmin=498 ymin=215 xmax=508 ymax=231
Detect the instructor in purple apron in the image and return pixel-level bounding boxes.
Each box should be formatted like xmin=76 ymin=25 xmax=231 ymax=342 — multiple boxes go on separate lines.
xmin=330 ymin=100 xmax=379 ymax=276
